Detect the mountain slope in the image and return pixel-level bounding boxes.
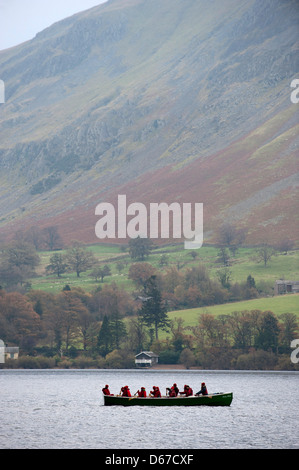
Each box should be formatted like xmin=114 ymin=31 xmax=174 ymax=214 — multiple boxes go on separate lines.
xmin=0 ymin=0 xmax=298 ymax=245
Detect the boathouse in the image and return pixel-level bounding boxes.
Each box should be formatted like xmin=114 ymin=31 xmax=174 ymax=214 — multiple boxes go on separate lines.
xmin=135 ymin=351 xmax=159 ymax=368
xmin=5 ymin=347 xmax=19 ymax=360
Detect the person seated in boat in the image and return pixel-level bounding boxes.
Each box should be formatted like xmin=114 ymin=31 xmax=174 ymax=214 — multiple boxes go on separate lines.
xmin=121 ymin=385 xmax=132 ymax=397
xmin=150 ymin=386 xmax=161 ymax=397
xmin=179 ymin=384 xmax=193 ymax=396
xmin=166 ymin=383 xmax=179 ymax=397
xmin=102 ymin=384 xmax=113 ymax=396
xmin=195 ymin=382 xmax=208 ymax=396
xmin=137 ymin=387 xmax=147 ymax=397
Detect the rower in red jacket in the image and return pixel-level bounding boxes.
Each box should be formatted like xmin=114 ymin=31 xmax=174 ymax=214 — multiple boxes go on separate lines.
xmin=121 ymin=385 xmax=132 ymax=397
xmin=150 ymin=386 xmax=161 ymax=397
xmin=102 ymin=384 xmax=113 ymax=396
xmin=167 ymin=383 xmax=179 ymax=397
xmin=137 ymin=387 xmax=147 ymax=397
xmin=180 ymin=384 xmax=193 ymax=396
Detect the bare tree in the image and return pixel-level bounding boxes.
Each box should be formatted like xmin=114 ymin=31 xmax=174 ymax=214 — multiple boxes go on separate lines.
xmin=276 ymin=238 xmax=294 ymax=255
xmin=43 ymin=226 xmax=63 ymax=251
xmin=218 ymin=222 xmax=237 ymax=246
xmin=66 ymin=242 xmax=96 ymax=277
xmin=256 ymin=244 xmax=276 ymax=267
xmin=25 ymin=226 xmax=44 ymax=251
xmin=218 ymin=222 xmax=247 ymax=255
xmin=90 ymin=265 xmax=111 ymax=283
xmin=46 ymin=253 xmax=68 ymax=278
xmin=217 ymin=246 xmax=230 ymax=266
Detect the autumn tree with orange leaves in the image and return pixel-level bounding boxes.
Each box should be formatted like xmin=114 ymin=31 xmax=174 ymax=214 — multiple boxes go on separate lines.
xmin=0 ymin=290 xmax=42 ymax=352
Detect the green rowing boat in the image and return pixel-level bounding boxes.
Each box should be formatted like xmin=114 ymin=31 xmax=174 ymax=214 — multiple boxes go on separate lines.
xmin=103 ymin=392 xmax=233 ymax=407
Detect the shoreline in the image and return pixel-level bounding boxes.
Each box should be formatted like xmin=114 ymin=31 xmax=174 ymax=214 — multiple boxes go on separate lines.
xmin=1 ymin=363 xmax=298 ymax=372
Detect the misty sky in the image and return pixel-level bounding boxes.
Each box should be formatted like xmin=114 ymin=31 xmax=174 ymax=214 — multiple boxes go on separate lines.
xmin=0 ymin=0 xmax=108 ymax=51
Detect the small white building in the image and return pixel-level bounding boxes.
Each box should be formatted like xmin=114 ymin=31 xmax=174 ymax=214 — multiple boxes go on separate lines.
xmin=135 ymin=351 xmax=159 ymax=368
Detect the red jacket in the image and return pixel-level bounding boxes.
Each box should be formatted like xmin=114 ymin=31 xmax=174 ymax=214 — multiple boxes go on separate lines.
xmin=102 ymin=387 xmax=111 ymax=395
xmin=180 ymin=386 xmax=193 ymax=396
xmin=151 ymin=387 xmax=161 ymax=397
xmin=170 ymin=385 xmax=179 ymax=396
xmin=138 ymin=389 xmax=146 ymax=397
xmin=122 ymin=387 xmax=131 ymax=397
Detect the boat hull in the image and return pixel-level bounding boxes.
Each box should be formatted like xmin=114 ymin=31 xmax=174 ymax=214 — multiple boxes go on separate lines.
xmin=103 ymin=392 xmax=233 ymax=407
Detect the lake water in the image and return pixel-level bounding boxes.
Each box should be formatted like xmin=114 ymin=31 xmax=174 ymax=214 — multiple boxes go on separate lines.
xmin=0 ymin=369 xmax=298 ymax=449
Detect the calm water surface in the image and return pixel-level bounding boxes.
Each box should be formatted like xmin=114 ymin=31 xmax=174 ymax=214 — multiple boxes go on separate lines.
xmin=0 ymin=369 xmax=298 ymax=449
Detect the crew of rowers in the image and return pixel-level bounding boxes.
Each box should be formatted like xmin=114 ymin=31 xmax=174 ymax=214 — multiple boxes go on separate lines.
xmin=102 ymin=382 xmax=208 ymax=397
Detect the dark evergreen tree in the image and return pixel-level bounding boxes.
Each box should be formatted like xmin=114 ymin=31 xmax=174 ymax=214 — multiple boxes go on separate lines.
xmin=246 ymin=274 xmax=256 ymax=288
xmin=34 ymin=299 xmax=43 ymax=316
xmin=110 ymin=311 xmax=127 ymax=349
xmin=97 ymin=315 xmax=112 ymax=356
xmin=139 ymin=275 xmax=170 ymax=340
xmin=255 ymin=311 xmax=280 ymax=352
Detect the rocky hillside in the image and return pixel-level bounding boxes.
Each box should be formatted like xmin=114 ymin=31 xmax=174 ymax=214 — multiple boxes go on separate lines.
xmin=0 ymin=0 xmax=298 ymax=245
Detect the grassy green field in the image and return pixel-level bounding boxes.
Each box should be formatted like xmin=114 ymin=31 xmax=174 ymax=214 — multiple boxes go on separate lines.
xmin=33 ymin=244 xmax=130 ymax=292
xmin=31 ymin=243 xmax=299 ymax=297
xmin=167 ymin=294 xmax=299 ymax=327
